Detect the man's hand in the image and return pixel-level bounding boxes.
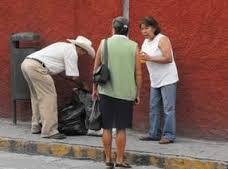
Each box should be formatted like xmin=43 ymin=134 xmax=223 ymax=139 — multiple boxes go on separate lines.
xmin=83 ymin=83 xmax=90 ymax=92
xmin=71 ymin=76 xmax=91 ymax=91
xmin=92 ymin=88 xmax=98 ymax=101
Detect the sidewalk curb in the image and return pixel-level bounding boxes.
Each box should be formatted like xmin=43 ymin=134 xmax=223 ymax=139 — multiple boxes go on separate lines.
xmin=0 ymin=137 xmax=227 ymax=169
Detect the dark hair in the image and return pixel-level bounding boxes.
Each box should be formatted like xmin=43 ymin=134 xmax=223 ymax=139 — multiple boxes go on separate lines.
xmin=112 ymin=16 xmax=129 ymax=36
xmin=139 ymin=16 xmax=161 ymax=35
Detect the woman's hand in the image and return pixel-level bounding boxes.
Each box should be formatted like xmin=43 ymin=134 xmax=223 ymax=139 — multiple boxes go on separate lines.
xmin=135 ymin=96 xmax=140 ymax=105
xmin=139 ymin=52 xmax=152 ymax=61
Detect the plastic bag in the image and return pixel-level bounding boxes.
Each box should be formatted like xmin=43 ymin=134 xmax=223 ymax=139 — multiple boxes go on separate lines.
xmin=58 ymin=91 xmax=87 ymax=135
xmin=74 ymin=89 xmax=102 ymax=130
xmin=88 ymin=100 xmax=102 ymax=131
xmin=58 ymin=88 xmax=101 ymax=135
xmin=74 ymin=88 xmax=93 ymax=117
xmin=73 ymin=89 xmax=93 ymax=129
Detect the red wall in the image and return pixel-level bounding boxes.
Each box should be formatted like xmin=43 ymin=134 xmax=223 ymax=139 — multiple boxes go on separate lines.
xmin=130 ymin=0 xmax=228 ymax=140
xmin=0 ymin=0 xmax=228 ymax=139
xmin=0 ymin=0 xmax=122 ymax=119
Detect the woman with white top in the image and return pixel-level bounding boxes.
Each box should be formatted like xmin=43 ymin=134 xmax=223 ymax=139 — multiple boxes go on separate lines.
xmin=139 ymin=16 xmax=179 ymax=144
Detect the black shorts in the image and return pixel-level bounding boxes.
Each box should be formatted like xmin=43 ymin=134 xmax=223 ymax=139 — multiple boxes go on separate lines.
xmin=99 ymin=94 xmax=133 ymax=129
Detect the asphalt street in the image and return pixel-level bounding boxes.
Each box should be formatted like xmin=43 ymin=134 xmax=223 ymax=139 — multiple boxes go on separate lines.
xmin=0 ymin=151 xmax=161 ymax=169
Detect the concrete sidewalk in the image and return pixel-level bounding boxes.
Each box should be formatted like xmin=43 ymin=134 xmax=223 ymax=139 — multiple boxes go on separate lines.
xmin=0 ymin=118 xmax=227 ymax=169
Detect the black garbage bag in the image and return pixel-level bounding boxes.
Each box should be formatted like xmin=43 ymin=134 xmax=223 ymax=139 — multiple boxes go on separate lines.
xmin=58 ymin=90 xmax=88 ymax=135
xmin=73 ymin=88 xmax=93 ymax=130
xmin=58 ymin=88 xmax=103 ymax=135
xmin=73 ymin=88 xmax=102 ymax=131
xmin=74 ymin=88 xmax=93 ymax=118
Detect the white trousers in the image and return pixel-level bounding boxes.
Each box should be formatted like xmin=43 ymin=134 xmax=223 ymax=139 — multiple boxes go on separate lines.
xmin=21 ymin=59 xmax=59 ymax=137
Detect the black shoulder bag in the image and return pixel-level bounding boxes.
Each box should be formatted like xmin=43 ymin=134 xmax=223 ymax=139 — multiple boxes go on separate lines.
xmin=93 ymin=39 xmax=110 ymax=85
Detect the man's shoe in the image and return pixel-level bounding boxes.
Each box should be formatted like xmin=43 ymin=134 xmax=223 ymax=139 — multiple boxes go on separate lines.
xmin=159 ymin=138 xmax=174 ymax=144
xmin=31 ymin=123 xmax=42 ymax=134
xmin=31 ymin=130 xmax=41 ymax=134
xmin=139 ymin=136 xmax=160 ymax=141
xmin=44 ymin=133 xmax=66 ymax=139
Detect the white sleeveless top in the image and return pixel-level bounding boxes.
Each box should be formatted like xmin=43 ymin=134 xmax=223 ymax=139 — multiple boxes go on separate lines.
xmin=141 ymin=33 xmax=179 ymax=88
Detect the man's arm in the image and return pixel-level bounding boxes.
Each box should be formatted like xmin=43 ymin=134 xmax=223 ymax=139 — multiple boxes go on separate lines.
xmin=70 ymin=76 xmax=85 ymax=89
xmin=58 ymin=74 xmax=88 ymax=90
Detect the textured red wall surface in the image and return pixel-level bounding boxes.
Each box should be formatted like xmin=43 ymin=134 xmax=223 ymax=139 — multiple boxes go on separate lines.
xmin=130 ymin=0 xmax=228 ymax=139
xmin=0 ymin=0 xmax=228 ymax=139
xmin=0 ymin=0 xmax=122 ymax=120
xmin=0 ymin=0 xmax=78 ymax=120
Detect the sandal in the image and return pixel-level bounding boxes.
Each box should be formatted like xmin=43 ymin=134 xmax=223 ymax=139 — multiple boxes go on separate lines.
xmin=115 ymin=162 xmax=132 ymax=168
xmin=105 ymin=161 xmax=114 ymax=167
xmin=105 ymin=161 xmax=114 ymax=168
xmin=159 ymin=138 xmax=174 ymax=144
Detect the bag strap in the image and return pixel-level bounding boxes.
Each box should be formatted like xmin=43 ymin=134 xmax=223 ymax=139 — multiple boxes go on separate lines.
xmin=102 ymin=39 xmax=108 ymax=65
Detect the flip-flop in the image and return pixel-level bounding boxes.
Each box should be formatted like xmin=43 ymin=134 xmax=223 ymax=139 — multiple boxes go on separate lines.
xmin=105 ymin=161 xmax=114 ymax=168
xmin=115 ymin=162 xmax=132 ymax=168
xmin=159 ymin=138 xmax=174 ymax=144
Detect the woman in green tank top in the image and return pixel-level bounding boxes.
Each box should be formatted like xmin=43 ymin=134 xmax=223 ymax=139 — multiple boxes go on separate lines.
xmin=92 ymin=16 xmax=142 ymax=168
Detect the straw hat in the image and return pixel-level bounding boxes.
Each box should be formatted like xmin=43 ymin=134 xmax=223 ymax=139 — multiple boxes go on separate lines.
xmin=67 ymin=36 xmax=95 ymax=58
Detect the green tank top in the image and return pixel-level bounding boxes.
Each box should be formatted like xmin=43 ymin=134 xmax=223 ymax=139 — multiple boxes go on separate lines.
xmin=98 ymin=35 xmax=137 ymax=101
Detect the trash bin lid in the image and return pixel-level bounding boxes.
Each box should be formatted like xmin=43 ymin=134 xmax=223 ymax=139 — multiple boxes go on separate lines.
xmin=11 ymin=32 xmax=40 ymax=41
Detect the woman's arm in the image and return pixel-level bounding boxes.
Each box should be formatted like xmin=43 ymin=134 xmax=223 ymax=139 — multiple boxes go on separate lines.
xmin=92 ymin=40 xmax=103 ymax=100
xmin=141 ymin=36 xmax=173 ymax=64
xmin=135 ymin=46 xmax=142 ymax=104
xmin=93 ymin=41 xmax=102 ymax=72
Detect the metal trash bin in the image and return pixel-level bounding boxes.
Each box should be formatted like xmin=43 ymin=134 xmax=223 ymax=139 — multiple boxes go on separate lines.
xmin=10 ymin=32 xmax=40 ymax=124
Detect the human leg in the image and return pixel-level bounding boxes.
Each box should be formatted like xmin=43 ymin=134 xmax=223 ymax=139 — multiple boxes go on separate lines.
xmin=36 ymin=75 xmax=59 ymax=137
xmin=115 ymin=129 xmax=131 ymax=168
xmin=148 ymin=87 xmax=162 ymax=139
xmin=102 ymin=129 xmax=113 ymax=164
xmin=160 ymin=83 xmax=177 ymax=142
xmin=23 ymin=60 xmax=60 ymax=138
xmin=21 ymin=60 xmax=41 ymax=133
xmin=115 ymin=129 xmax=126 ymax=164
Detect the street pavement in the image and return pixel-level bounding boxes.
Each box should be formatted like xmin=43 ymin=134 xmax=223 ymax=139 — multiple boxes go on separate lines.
xmin=0 ymin=118 xmax=227 ymax=163
xmin=0 ymin=151 xmax=161 ymax=169
xmin=0 ymin=118 xmax=228 ymax=169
